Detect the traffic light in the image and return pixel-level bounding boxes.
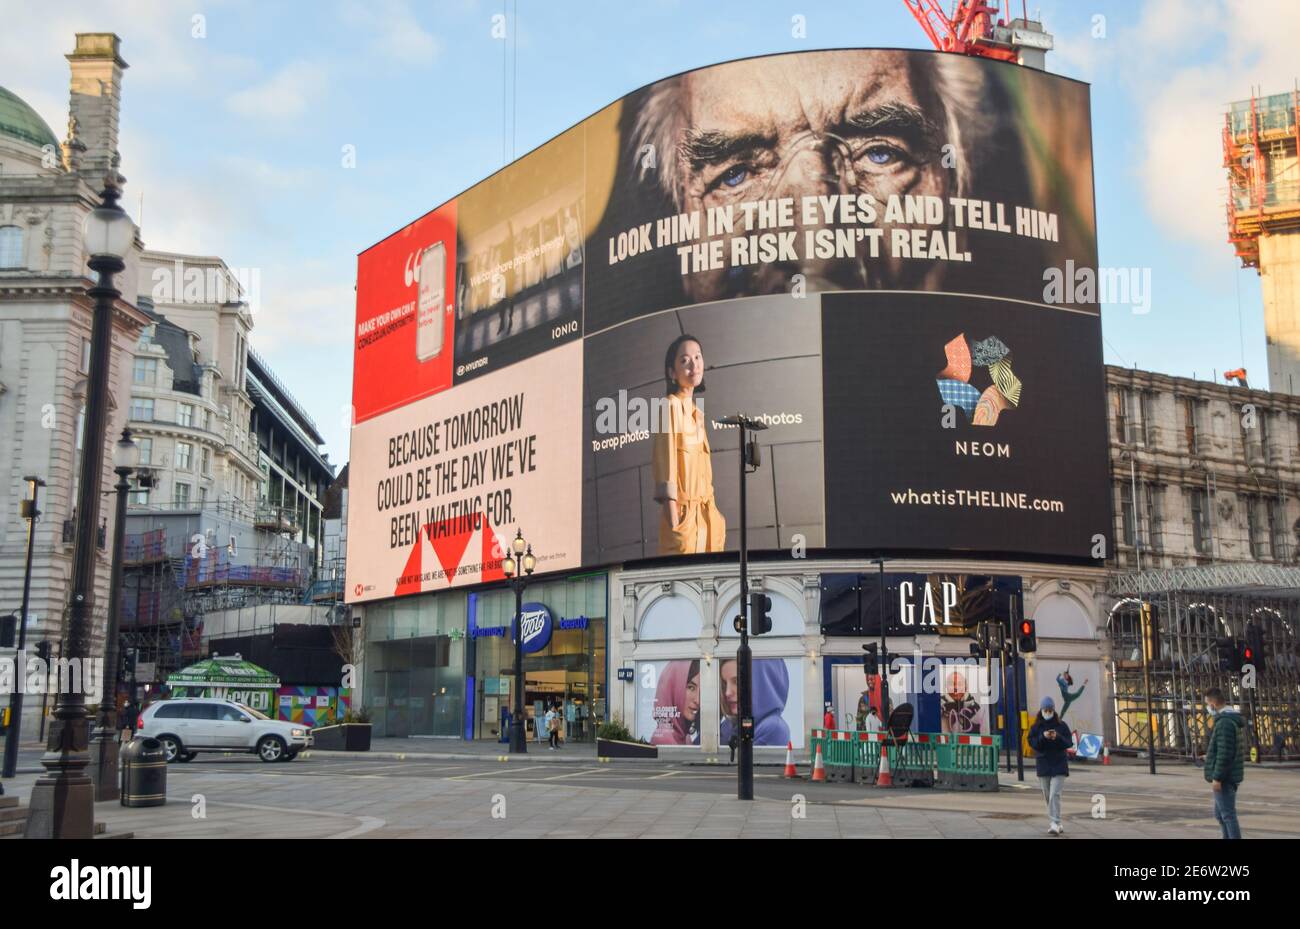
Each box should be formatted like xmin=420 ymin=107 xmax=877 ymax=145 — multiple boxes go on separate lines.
xmin=1245 ymin=625 xmax=1266 ymax=671
xmin=1215 ymin=637 xmax=1237 ymax=672
xmin=862 ymin=642 xmax=878 ymax=672
xmin=0 ymin=614 xmax=15 ymax=648
xmin=34 ymin=641 xmax=51 ymax=663
xmin=749 ymin=593 xmax=772 ymax=636
xmin=1017 ymin=618 xmax=1037 ymax=653
xmin=1139 ymin=602 xmax=1159 ymax=663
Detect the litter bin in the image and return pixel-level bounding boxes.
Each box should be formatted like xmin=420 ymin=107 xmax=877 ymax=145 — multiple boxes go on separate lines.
xmin=120 ymin=737 xmax=167 ymax=807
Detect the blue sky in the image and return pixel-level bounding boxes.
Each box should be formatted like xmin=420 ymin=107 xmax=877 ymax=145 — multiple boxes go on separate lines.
xmin=6 ymin=0 xmax=1296 ymax=463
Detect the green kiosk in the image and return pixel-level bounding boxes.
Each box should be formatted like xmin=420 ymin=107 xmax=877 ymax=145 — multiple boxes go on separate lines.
xmin=166 ymin=654 xmax=280 ymax=715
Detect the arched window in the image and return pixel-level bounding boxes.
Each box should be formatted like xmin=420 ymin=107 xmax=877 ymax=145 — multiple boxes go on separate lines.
xmin=0 ymin=225 xmax=24 ymax=269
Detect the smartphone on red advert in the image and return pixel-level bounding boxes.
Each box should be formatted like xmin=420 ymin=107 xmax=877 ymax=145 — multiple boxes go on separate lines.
xmin=416 ymin=241 xmax=446 ymax=362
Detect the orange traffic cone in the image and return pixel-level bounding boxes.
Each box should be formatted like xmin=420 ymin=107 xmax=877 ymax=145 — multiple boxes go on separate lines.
xmin=1102 ymin=744 xmax=1111 ymax=766
xmin=784 ymin=741 xmax=798 ymax=779
xmin=876 ymin=742 xmax=893 ymax=787
xmin=811 ymin=744 xmax=826 ymax=782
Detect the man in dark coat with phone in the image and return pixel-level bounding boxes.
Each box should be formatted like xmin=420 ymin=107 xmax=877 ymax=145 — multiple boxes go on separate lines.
xmin=1028 ymin=695 xmax=1073 ymax=835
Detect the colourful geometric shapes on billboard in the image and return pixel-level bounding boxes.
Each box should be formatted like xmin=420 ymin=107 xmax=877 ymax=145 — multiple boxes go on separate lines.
xmin=937 ymin=333 xmax=972 ymax=382
xmin=937 ymin=378 xmax=981 ymax=418
xmin=988 ymin=358 xmax=1022 ymax=407
xmin=972 ymin=335 xmax=1009 ymax=367
xmin=972 ymin=385 xmax=1010 ymax=426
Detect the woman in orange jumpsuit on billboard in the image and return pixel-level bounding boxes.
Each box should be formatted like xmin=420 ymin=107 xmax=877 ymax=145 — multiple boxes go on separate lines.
xmin=654 ymin=334 xmax=726 ymax=554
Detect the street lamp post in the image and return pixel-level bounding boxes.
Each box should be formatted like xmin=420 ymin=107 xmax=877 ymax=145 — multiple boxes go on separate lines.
xmin=1 ymin=477 xmax=45 ymax=789
xmin=26 ymin=181 xmax=133 ymax=839
xmin=717 ymin=414 xmax=768 ymax=802
xmin=876 ymin=558 xmax=890 ymax=724
xmin=90 ymin=429 xmax=139 ymax=801
xmin=501 ymin=530 xmax=536 ymax=754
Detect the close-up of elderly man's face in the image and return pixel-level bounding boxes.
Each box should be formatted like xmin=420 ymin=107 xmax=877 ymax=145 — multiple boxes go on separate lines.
xmin=638 ymin=50 xmax=968 ymax=301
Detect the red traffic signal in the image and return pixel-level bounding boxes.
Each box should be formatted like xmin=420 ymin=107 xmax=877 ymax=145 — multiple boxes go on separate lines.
xmin=1017 ymin=619 xmax=1038 ymax=653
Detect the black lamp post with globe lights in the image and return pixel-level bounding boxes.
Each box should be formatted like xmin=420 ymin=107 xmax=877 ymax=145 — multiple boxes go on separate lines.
xmin=26 ymin=181 xmax=134 ymax=839
xmin=501 ymin=530 xmax=536 ymax=754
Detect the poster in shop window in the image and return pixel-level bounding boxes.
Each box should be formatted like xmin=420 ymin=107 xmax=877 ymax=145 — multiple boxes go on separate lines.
xmin=636 ymin=660 xmax=703 ymax=746
xmin=719 ymin=657 xmax=804 ymax=749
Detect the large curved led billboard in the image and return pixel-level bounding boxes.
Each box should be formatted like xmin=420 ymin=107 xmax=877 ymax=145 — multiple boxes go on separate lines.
xmin=347 ymin=48 xmax=1107 ymax=604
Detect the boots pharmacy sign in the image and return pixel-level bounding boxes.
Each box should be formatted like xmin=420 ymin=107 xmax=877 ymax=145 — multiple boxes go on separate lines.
xmin=469 ymin=605 xmax=589 ymax=655
xmin=518 ymin=603 xmax=552 ymax=654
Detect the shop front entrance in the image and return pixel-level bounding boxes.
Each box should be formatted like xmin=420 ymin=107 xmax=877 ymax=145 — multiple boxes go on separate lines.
xmin=369 ymin=635 xmax=463 ymax=738
xmin=469 ymin=574 xmax=608 ymax=743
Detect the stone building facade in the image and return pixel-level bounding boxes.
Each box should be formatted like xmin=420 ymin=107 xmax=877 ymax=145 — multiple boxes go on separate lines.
xmin=1 ymin=36 xmax=148 ymax=734
xmin=129 ymin=250 xmax=262 ymax=517
xmin=1106 ymin=365 xmax=1300 ymax=571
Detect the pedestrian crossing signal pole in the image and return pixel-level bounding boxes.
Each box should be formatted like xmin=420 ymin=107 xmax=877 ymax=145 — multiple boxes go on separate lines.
xmin=1010 ymin=595 xmax=1024 ymax=782
xmin=876 ymin=558 xmax=889 ymax=724
xmin=719 ymin=415 xmax=767 ymax=801
xmin=1140 ymin=601 xmax=1157 ymax=775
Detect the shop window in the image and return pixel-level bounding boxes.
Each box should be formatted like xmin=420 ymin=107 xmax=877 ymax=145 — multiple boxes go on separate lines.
xmin=468 ymin=575 xmax=608 ymax=743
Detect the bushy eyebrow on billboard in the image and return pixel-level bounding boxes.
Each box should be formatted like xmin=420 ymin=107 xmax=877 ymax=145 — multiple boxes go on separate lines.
xmin=347 ymin=48 xmax=1108 ymax=605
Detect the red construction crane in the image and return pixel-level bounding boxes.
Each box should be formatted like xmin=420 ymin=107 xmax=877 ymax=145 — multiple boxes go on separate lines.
xmin=902 ymin=0 xmax=1026 ymax=63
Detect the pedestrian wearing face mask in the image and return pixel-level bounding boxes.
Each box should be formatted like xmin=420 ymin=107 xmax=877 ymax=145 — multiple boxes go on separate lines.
xmin=1203 ymin=688 xmax=1246 ymax=839
xmin=1028 ymin=695 xmax=1073 ymax=835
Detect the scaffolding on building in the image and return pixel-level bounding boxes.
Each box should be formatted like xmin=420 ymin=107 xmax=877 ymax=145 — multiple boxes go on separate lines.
xmin=1107 ymin=566 xmax=1300 ymax=760
xmin=120 ymin=527 xmax=204 ymax=681
xmin=1223 ymin=85 xmax=1300 ymax=268
xmin=120 ymin=504 xmax=313 ymax=682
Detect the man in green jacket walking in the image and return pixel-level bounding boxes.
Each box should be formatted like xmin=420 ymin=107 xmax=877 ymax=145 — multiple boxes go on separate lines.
xmin=1203 ymin=688 xmax=1247 ymax=840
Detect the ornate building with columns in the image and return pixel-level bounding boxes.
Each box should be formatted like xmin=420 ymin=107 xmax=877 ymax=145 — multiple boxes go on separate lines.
xmin=1 ymin=35 xmax=148 ymax=733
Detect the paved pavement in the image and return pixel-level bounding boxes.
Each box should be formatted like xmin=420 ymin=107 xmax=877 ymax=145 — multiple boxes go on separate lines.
xmin=4 ymin=739 xmax=1297 ymax=839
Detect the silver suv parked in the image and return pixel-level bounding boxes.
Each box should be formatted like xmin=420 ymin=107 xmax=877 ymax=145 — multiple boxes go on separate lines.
xmin=139 ymin=698 xmax=312 ymax=763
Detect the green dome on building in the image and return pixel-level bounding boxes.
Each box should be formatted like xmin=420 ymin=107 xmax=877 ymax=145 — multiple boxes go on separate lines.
xmin=0 ymin=86 xmax=59 ymax=150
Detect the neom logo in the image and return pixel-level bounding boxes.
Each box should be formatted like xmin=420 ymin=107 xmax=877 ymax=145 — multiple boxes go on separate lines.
xmin=50 ymin=859 xmax=151 ymax=909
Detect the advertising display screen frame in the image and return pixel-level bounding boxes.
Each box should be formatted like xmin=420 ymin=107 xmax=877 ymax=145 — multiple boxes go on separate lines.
xmin=348 ymin=47 xmax=1108 ymax=606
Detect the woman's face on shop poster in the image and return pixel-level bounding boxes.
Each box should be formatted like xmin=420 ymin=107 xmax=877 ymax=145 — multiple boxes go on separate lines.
xmin=670 ymin=340 xmax=704 ymax=392
xmin=684 ymin=670 xmax=700 ymax=722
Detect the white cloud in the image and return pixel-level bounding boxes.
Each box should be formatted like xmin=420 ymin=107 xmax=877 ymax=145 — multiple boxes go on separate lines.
xmin=213 ymin=154 xmax=316 ymax=191
xmin=1108 ymin=0 xmax=1300 ymax=255
xmin=226 ymin=61 xmax=327 ymax=122
xmin=338 ymin=0 xmax=441 ymax=66
xmin=251 ymin=271 xmax=355 ymax=351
